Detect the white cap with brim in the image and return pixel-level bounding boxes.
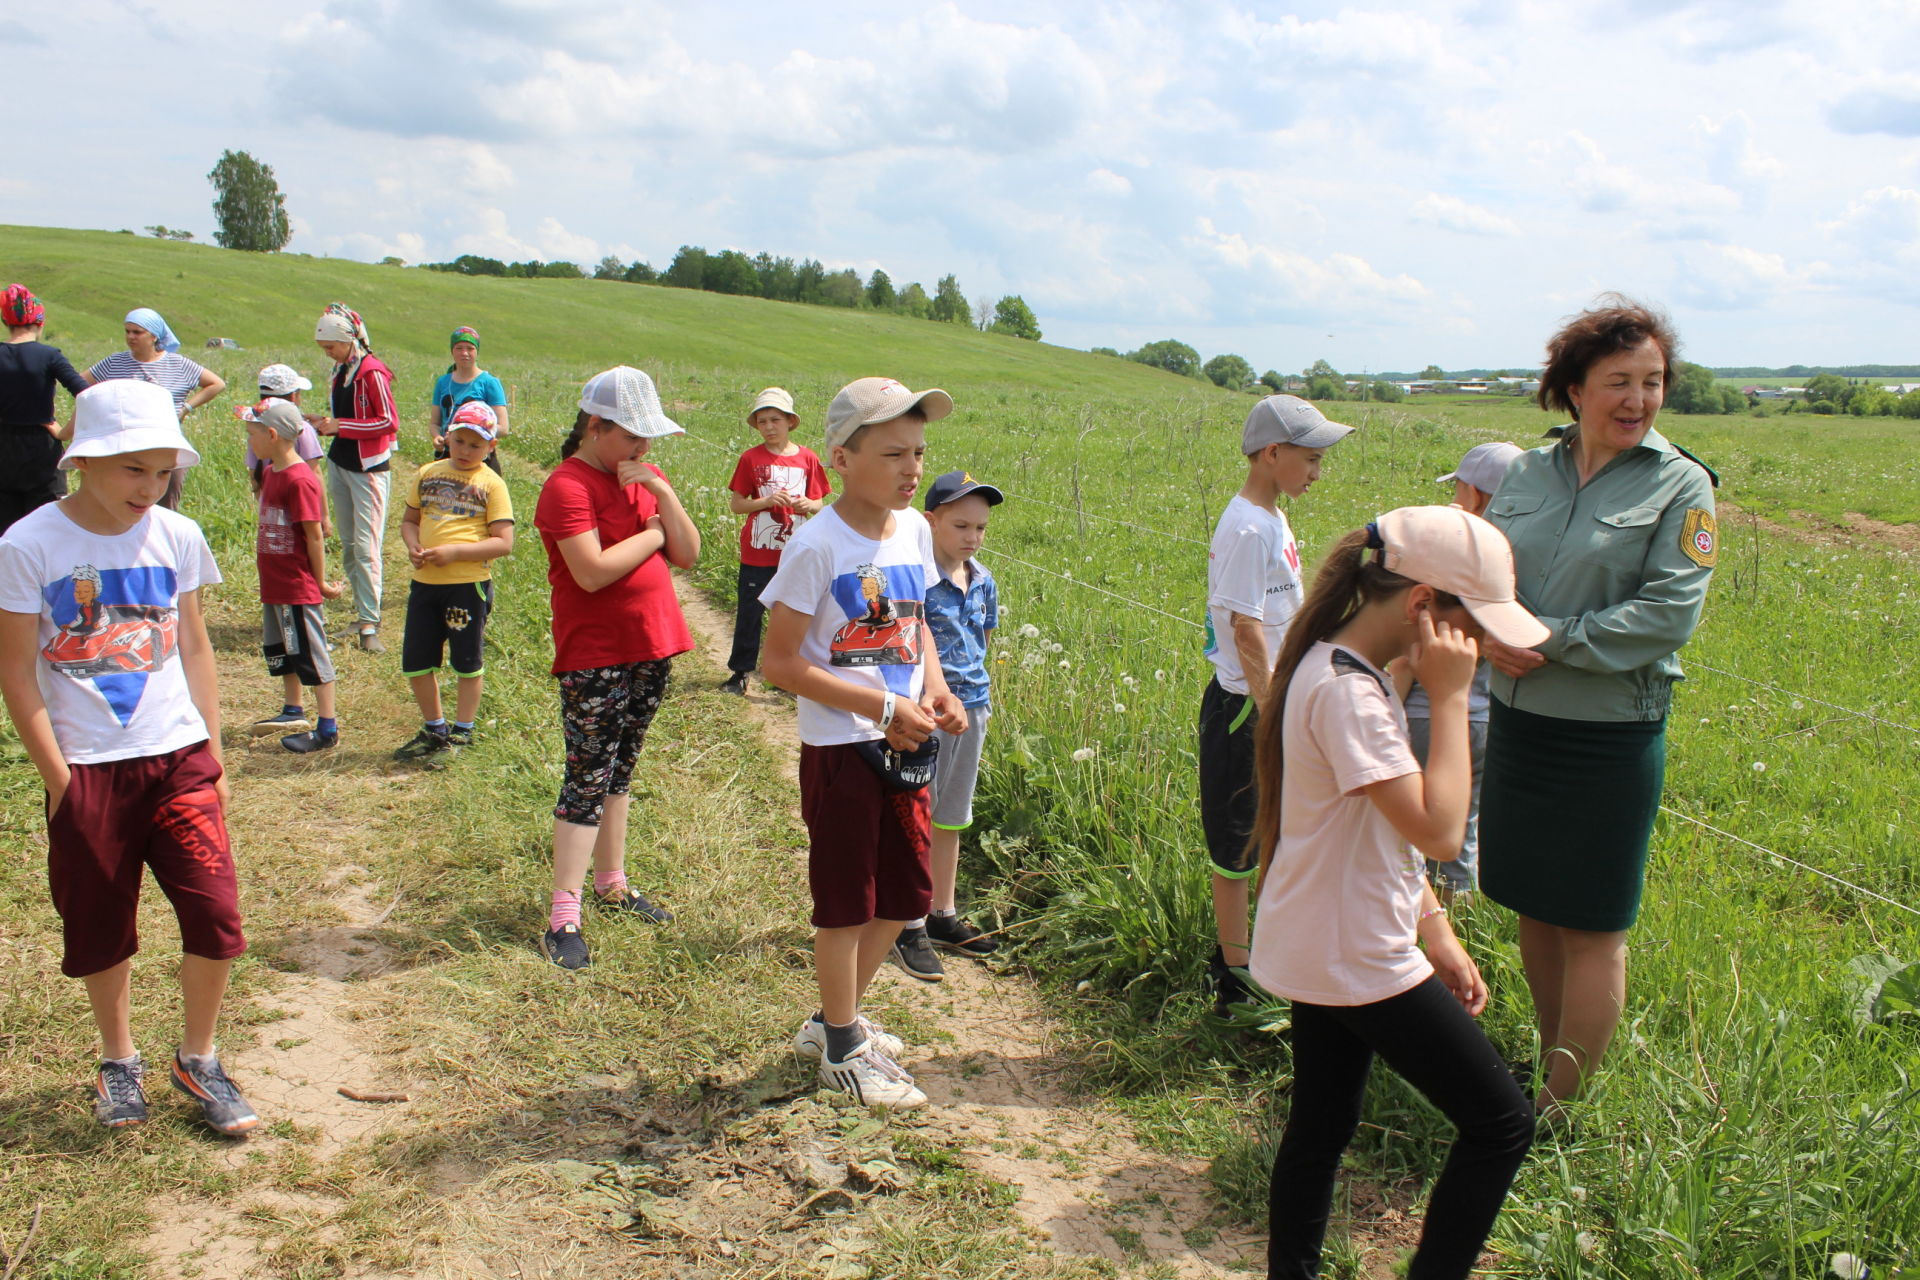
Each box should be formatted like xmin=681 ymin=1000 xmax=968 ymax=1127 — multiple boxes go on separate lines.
xmin=257 ymin=363 xmax=314 ymax=395
xmin=61 ymin=381 xmax=200 ymax=471
xmin=825 ymin=377 xmax=953 ymax=450
xmin=580 ymin=366 xmax=683 ymax=438
xmin=1374 ymin=505 xmax=1550 ymax=649
xmin=1243 ymin=395 xmax=1354 ymax=453
xmin=750 ymin=387 xmax=797 ymax=420
xmin=1436 ymin=441 xmax=1524 ymax=495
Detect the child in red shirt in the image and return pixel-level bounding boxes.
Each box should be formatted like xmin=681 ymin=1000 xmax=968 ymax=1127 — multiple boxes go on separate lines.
xmin=531 ymin=367 xmax=701 ymax=970
xmin=723 ymin=387 xmax=830 ymax=695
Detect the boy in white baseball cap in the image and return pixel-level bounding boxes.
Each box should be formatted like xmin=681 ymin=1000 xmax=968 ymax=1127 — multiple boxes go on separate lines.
xmin=239 ymin=364 xmax=327 ymax=531
xmin=1201 ymin=394 xmax=1354 ymax=1017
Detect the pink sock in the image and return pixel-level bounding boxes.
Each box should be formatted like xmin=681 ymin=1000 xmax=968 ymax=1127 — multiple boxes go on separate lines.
xmin=593 ymin=870 xmax=629 ymax=898
xmin=549 ymin=890 xmax=582 ymax=931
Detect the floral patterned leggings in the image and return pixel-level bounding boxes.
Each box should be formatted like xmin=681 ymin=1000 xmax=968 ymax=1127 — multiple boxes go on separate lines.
xmin=554 ymin=659 xmax=672 ymax=826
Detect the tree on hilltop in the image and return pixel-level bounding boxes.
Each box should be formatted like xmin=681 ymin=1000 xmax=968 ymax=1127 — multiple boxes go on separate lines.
xmin=932 ymin=275 xmax=970 ymax=325
xmin=1128 ymin=340 xmax=1202 ymax=378
xmin=898 ymin=282 xmax=932 ymax=319
xmin=144 ymin=225 xmax=195 ymax=241
xmin=1420 ymin=364 xmax=1446 ymax=380
xmin=1259 ymin=369 xmax=1285 ymax=392
xmin=1204 ymin=353 xmax=1255 ymax=390
xmin=991 ymin=295 xmax=1042 ymax=341
xmin=207 ymin=150 xmax=291 ymax=252
xmin=866 ymin=270 xmax=896 ymax=310
xmin=664 ymin=246 xmax=708 ymax=290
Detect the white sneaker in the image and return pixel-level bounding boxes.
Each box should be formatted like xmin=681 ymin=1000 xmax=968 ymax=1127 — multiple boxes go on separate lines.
xmin=818 ymin=1047 xmax=927 ymax=1110
xmin=793 ymin=1014 xmax=906 ymax=1061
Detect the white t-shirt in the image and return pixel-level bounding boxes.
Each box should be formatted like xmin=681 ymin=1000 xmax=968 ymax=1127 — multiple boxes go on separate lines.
xmin=1203 ymin=496 xmax=1301 ymax=695
xmin=1249 ymin=642 xmax=1430 ymax=1007
xmin=760 ymin=504 xmax=937 ymax=747
xmin=0 ymin=504 xmax=221 ymax=764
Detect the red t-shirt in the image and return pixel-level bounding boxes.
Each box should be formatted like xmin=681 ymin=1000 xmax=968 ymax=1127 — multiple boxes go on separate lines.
xmin=256 ymin=462 xmax=325 ymax=605
xmin=728 ymin=444 xmax=832 ymax=568
xmin=534 ymin=456 xmax=694 ymax=674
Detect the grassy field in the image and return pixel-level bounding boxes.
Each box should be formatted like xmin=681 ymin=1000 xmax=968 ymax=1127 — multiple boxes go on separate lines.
xmin=4 ymin=225 xmax=1919 ymax=1278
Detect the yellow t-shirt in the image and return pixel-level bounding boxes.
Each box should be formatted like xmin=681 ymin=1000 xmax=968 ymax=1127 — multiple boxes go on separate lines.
xmin=408 ymin=459 xmax=514 ymax=585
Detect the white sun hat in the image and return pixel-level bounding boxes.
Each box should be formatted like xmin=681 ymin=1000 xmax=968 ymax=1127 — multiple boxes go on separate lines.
xmin=579 ymin=366 xmax=683 ymax=438
xmin=61 ymin=380 xmax=200 ymax=471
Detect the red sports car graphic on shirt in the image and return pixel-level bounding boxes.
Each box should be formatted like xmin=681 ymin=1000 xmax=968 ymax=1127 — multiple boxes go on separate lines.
xmin=830 ymin=563 xmax=923 ymax=668
xmin=42 ymin=565 xmax=178 ymax=679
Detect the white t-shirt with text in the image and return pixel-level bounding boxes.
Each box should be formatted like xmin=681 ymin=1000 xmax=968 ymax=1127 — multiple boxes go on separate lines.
xmin=1203 ymin=496 xmax=1301 ymax=695
xmin=0 ymin=505 xmax=220 ymax=764
xmin=760 ymin=505 xmax=938 ymax=747
xmin=1249 ymin=642 xmax=1430 ymax=1007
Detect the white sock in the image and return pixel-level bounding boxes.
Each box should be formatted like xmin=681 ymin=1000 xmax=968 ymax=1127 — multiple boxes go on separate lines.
xmin=904 ymin=916 xmax=927 ymax=930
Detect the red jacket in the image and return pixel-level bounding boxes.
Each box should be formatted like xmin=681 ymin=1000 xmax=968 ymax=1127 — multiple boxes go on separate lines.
xmin=331 ymin=354 xmax=397 ymax=469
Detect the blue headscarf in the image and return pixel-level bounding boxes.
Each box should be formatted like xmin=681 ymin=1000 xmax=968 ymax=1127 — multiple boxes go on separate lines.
xmin=124 ymin=307 xmax=180 ymax=354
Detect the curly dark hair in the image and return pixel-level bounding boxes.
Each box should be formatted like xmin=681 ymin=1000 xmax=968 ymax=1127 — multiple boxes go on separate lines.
xmin=1537 ymin=294 xmax=1679 ymax=420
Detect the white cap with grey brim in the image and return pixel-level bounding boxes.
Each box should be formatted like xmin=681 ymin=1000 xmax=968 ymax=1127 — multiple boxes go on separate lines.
xmin=1242 ymin=395 xmax=1354 ymax=453
xmin=824 ymin=377 xmax=953 ymax=450
xmin=579 ymin=366 xmax=683 ymax=438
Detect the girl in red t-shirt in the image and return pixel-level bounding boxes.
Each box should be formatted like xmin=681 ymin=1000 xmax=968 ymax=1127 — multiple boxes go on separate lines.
xmin=531 ymin=367 xmax=700 ymax=970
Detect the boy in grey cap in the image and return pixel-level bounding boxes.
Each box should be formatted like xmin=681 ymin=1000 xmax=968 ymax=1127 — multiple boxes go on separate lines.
xmin=1199 ymin=395 xmax=1352 ymax=1016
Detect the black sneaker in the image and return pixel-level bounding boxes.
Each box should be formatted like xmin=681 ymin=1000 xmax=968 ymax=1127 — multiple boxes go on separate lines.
xmin=94 ymin=1057 xmax=148 ymax=1128
xmin=1209 ymin=945 xmax=1252 ymax=1017
xmin=446 ymin=725 xmax=474 ymax=747
xmin=594 ymin=885 xmax=672 ymax=923
xmin=169 ymin=1052 xmax=260 ymax=1135
xmin=282 ymin=730 xmax=338 ymax=754
xmin=251 ymin=708 xmax=310 ymax=736
xmin=393 ymin=726 xmax=451 ymax=761
xmin=720 ymin=673 xmax=748 ymax=696
xmin=890 ymin=926 xmax=945 ymax=982
xmin=542 ymin=924 xmax=591 ymax=970
xmin=925 ymin=913 xmax=998 ymax=957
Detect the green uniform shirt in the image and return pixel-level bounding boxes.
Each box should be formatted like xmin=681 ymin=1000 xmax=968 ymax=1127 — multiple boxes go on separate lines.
xmin=1486 ymin=427 xmax=1717 ymax=723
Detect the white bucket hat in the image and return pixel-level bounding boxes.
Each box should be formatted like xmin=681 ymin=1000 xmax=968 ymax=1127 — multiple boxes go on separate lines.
xmin=579 ymin=366 xmax=683 ymax=438
xmin=61 ymin=381 xmax=200 ymax=471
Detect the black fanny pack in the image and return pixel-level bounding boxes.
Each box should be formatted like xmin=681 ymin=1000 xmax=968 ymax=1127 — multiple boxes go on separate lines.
xmin=852 ymin=734 xmax=940 ymax=791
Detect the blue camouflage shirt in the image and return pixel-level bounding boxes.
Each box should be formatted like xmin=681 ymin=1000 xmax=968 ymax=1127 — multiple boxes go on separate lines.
xmin=925 ymin=558 xmax=998 ymax=710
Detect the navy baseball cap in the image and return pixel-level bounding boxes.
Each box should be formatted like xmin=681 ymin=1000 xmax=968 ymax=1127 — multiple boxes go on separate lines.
xmin=925 ymin=470 xmax=1004 ymax=512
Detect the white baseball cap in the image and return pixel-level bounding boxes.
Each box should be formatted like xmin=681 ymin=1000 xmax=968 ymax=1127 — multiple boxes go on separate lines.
xmin=61 ymin=381 xmax=200 ymax=471
xmin=579 ymin=366 xmax=682 ymax=438
xmin=824 ymin=377 xmax=953 ymax=450
xmin=1436 ymin=442 xmax=1523 ymax=495
xmin=1243 ymin=395 xmax=1354 ymax=453
xmin=257 ymin=364 xmax=314 ymax=395
xmin=1373 ymin=506 xmax=1548 ymax=648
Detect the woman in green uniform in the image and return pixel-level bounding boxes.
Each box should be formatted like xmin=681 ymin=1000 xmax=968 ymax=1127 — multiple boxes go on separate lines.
xmin=1478 ymin=296 xmax=1717 ymax=1117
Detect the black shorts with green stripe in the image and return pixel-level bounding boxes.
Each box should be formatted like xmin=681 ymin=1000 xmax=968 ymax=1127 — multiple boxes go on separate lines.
xmin=1197 ymin=674 xmax=1258 ymax=877
xmin=401 ymin=579 xmax=494 ymax=677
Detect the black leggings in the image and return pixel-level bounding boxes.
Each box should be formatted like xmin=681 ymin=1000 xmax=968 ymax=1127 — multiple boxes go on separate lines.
xmin=727 ymin=562 xmax=779 ymax=676
xmin=1270 ymin=975 xmax=1533 ymax=1280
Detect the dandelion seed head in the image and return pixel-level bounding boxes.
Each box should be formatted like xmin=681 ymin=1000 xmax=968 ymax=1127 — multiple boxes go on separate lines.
xmin=1752 ymin=761 xmax=1767 ymax=773
xmin=1829 ymin=1253 xmax=1869 ymax=1280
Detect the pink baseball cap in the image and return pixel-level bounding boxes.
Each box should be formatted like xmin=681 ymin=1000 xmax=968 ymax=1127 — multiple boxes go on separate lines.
xmin=1373 ymin=506 xmax=1549 ymax=647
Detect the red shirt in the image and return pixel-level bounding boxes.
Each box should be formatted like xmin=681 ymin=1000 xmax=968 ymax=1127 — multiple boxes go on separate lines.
xmin=256 ymin=463 xmax=325 ymax=605
xmin=534 ymin=456 xmax=694 ymax=673
xmin=727 ymin=444 xmax=831 ymax=567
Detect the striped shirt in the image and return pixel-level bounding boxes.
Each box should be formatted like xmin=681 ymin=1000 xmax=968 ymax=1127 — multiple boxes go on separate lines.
xmin=87 ymin=352 xmax=206 ymax=412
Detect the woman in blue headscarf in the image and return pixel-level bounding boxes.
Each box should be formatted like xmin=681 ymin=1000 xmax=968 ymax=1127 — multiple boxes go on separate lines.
xmin=82 ymin=307 xmax=225 ymax=510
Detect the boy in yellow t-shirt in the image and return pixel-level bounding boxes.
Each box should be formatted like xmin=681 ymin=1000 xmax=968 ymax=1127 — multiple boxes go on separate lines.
xmin=395 ymin=403 xmax=515 ymax=761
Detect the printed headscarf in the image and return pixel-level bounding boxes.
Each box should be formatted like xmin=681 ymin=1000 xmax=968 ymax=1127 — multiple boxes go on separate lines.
xmin=124 ymin=307 xmax=181 ymax=353
xmin=449 ymin=325 xmax=480 ymax=350
xmin=1 ymin=284 xmax=44 ymax=328
xmin=314 ymin=302 xmax=373 ymax=355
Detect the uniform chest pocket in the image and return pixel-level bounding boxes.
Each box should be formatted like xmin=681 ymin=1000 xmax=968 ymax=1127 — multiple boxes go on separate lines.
xmin=1588 ymin=504 xmax=1662 ymax=567
xmin=1488 ymin=493 xmax=1544 ymax=521
xmin=1595 ymin=505 xmax=1661 ymax=534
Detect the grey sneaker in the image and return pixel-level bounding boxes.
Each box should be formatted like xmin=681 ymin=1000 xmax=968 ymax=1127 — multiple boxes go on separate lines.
xmin=890 ymin=925 xmax=945 ymax=982
xmin=792 ymin=1013 xmax=906 ymax=1061
xmin=594 ymin=885 xmax=672 ymax=923
xmin=95 ymin=1057 xmax=148 ymax=1128
xmin=357 ymin=629 xmax=385 ymax=654
xmin=542 ymin=924 xmax=591 ymax=970
xmin=925 ymin=913 xmax=999 ymax=957
xmin=169 ymin=1052 xmax=259 ymax=1135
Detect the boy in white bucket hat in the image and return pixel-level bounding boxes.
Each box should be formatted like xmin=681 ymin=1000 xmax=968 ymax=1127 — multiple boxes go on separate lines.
xmin=0 ymin=379 xmax=260 ymax=1135
xmin=723 ymin=386 xmax=831 ymax=696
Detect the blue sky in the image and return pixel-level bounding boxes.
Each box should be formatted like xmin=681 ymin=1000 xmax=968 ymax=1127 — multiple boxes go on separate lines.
xmin=8 ymin=0 xmax=1920 ymax=371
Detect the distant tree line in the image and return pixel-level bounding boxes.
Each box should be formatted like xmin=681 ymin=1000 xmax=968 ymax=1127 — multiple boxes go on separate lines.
xmin=1092 ymin=342 xmax=1405 ymax=402
xmin=1711 ymin=364 xmax=1920 ymax=379
xmin=424 ymin=256 xmax=587 ymax=279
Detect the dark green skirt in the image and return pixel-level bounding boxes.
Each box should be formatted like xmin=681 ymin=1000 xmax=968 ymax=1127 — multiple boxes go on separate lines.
xmin=1478 ymin=699 xmax=1667 ymax=932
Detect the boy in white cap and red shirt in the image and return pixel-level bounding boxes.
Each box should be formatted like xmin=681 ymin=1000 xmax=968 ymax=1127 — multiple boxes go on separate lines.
xmin=0 ymin=380 xmax=259 ymax=1134
xmin=762 ymin=376 xmax=968 ymax=1109
xmin=240 ymin=364 xmax=331 ymax=537
xmin=1391 ymin=441 xmax=1524 ymax=897
xmin=723 ymin=387 xmax=831 ymax=695
xmin=1201 ymin=394 xmax=1353 ymax=1016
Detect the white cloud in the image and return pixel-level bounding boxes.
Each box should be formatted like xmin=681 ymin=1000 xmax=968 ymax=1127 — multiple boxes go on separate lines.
xmin=1672 ymin=242 xmax=1809 ymax=311
xmin=1086 ymin=168 xmax=1132 ymax=196
xmin=1184 ymin=218 xmax=1428 ymax=323
xmin=1412 ymin=194 xmax=1520 ymax=237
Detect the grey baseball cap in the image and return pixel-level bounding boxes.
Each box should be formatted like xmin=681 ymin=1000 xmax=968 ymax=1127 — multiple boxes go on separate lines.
xmin=1242 ymin=395 xmax=1354 ymax=453
xmin=1436 ymin=442 xmax=1524 ymax=495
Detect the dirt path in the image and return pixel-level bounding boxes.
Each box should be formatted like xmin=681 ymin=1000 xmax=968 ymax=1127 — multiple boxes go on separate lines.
xmin=672 ymin=584 xmax=1264 ymax=1276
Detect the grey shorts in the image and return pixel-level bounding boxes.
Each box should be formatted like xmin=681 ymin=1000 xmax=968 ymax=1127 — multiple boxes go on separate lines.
xmin=263 ymin=602 xmax=335 ymax=687
xmin=929 ymin=705 xmax=991 ymax=831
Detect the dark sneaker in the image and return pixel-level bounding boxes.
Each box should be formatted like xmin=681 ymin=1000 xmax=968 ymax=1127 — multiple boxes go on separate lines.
xmin=281 ymin=730 xmax=338 ymax=754
xmin=251 ymin=709 xmax=310 ymax=736
xmin=720 ymin=672 xmax=748 ymax=696
xmin=392 ymin=727 xmax=451 ymax=761
xmin=925 ymin=913 xmax=998 ymax=957
xmin=357 ymin=630 xmax=385 ymax=654
xmin=169 ymin=1052 xmax=260 ymax=1135
xmin=446 ymin=725 xmax=474 ymax=747
xmin=543 ymin=923 xmax=591 ymax=970
xmin=1209 ymin=946 xmax=1252 ymax=1017
xmin=594 ymin=886 xmax=672 ymax=923
xmin=890 ymin=926 xmax=945 ymax=982
xmin=95 ymin=1057 xmax=148 ymax=1128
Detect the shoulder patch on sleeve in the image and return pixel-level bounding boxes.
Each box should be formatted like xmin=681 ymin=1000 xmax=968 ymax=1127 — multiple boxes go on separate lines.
xmin=1330 ymin=648 xmax=1390 ymax=695
xmin=1681 ymin=508 xmax=1718 ymax=568
xmin=1673 ymin=443 xmax=1719 ymax=488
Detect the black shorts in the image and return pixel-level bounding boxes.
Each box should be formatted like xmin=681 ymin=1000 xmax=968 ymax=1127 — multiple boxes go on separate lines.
xmin=401 ymin=580 xmax=493 ymax=677
xmin=263 ymin=602 xmax=335 ymax=686
xmin=1198 ymin=675 xmax=1259 ymax=877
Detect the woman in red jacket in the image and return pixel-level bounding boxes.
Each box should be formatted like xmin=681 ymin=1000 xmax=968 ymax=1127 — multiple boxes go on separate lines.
xmin=312 ymin=303 xmax=397 ymax=652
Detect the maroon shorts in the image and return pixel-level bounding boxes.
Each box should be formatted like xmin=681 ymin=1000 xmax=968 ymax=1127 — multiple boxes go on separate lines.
xmin=799 ymin=742 xmax=932 ymax=929
xmin=47 ymin=741 xmax=246 ymax=978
